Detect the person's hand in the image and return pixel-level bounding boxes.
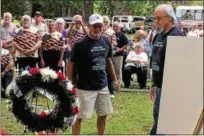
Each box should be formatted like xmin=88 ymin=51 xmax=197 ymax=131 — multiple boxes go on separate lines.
xmin=23 ymin=49 xmax=32 ymax=56
xmin=62 ymin=44 xmax=71 ymax=50
xmin=1 ymin=71 xmax=6 ymax=78
xmin=2 ymin=41 xmax=7 ymax=48
xmin=69 ymin=22 xmax=75 ymax=27
xmin=40 ymin=60 xmax=45 ymax=68
xmin=58 ymin=60 xmax=63 ymax=67
xmin=134 ymin=60 xmax=141 ymax=63
xmin=149 ymin=87 xmax=156 ymax=101
xmin=76 ymin=20 xmax=83 ymax=26
xmin=116 ymin=48 xmax=122 ymax=53
xmin=113 ymin=80 xmax=119 ymax=90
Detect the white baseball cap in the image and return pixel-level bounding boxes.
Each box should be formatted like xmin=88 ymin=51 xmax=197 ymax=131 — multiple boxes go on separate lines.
xmin=56 ymin=18 xmax=65 ymax=24
xmin=89 ymin=14 xmax=103 ymax=25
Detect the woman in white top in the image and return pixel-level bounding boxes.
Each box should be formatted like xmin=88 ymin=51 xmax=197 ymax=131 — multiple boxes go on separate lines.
xmin=187 ymin=25 xmax=199 ymax=37
xmin=123 ymin=42 xmax=148 ymax=89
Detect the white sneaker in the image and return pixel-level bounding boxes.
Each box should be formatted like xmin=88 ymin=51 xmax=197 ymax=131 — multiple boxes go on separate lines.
xmin=110 ymin=94 xmax=115 ymax=99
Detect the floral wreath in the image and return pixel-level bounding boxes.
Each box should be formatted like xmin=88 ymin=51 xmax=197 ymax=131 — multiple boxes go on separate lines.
xmin=6 ymin=67 xmax=79 ymax=132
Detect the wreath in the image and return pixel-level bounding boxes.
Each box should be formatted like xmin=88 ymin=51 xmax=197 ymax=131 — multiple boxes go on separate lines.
xmin=6 ymin=67 xmax=79 ymax=132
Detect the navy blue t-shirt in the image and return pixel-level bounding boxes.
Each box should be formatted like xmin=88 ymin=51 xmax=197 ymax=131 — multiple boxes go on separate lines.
xmin=114 ymin=31 xmax=129 ymax=56
xmin=70 ymin=35 xmax=112 ymax=90
xmin=151 ymin=26 xmax=183 ymax=88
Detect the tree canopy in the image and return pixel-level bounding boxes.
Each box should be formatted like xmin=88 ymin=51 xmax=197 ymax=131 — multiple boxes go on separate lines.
xmin=1 ymin=0 xmax=203 ymax=20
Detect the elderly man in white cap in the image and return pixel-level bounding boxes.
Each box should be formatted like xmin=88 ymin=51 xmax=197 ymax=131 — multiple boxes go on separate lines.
xmin=67 ymin=14 xmax=119 ymax=135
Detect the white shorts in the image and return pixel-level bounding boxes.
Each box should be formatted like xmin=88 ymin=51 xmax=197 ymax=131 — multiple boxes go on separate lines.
xmin=77 ymin=86 xmax=113 ymax=119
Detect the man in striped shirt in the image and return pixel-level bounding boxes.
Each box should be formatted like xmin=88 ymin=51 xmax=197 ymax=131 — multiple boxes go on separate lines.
xmin=102 ymin=16 xmax=117 ymax=48
xmin=13 ymin=15 xmax=42 ymax=71
xmin=66 ymin=15 xmax=88 ymax=49
xmin=40 ymin=20 xmax=64 ymax=71
xmin=1 ymin=42 xmax=14 ymax=98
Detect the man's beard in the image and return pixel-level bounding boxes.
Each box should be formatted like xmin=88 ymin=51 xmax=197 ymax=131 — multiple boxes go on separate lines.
xmin=156 ymin=26 xmax=163 ymax=33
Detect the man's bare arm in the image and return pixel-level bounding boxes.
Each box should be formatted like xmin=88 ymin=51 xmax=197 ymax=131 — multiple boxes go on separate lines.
xmin=59 ymin=48 xmax=64 ymax=63
xmin=12 ymin=41 xmax=24 ymax=52
xmin=67 ymin=24 xmax=74 ymax=39
xmin=107 ymin=57 xmax=119 ymax=89
xmin=30 ymin=40 xmax=42 ymax=52
xmin=106 ymin=57 xmax=117 ymax=82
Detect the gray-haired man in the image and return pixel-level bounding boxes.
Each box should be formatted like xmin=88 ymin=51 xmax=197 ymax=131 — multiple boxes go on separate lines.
xmin=150 ymin=4 xmax=183 ymax=134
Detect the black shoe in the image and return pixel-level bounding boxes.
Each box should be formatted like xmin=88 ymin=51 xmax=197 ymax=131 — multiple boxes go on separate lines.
xmin=124 ymin=81 xmax=130 ymax=88
xmin=1 ymin=92 xmax=7 ymax=98
xmin=140 ymin=86 xmax=147 ymax=89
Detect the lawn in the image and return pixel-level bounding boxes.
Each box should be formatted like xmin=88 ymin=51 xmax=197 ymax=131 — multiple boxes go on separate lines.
xmin=1 ymin=88 xmax=153 ymax=135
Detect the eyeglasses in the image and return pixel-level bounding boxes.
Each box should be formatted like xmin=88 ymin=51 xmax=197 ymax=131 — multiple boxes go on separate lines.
xmin=154 ymin=15 xmax=168 ymax=21
xmin=92 ymin=25 xmax=102 ymax=29
xmin=23 ymin=18 xmax=29 ymax=21
xmin=57 ymin=23 xmax=63 ymax=25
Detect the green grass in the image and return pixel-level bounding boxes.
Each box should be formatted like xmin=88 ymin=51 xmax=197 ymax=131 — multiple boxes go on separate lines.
xmin=1 ymin=86 xmax=153 ymax=135
xmin=127 ymin=34 xmax=135 ymax=39
xmin=13 ymin=20 xmax=20 ymax=25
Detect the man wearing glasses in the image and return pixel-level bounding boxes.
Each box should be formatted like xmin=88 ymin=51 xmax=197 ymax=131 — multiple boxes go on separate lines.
xmin=67 ymin=14 xmax=119 ymax=135
xmin=150 ymin=4 xmax=183 ymax=134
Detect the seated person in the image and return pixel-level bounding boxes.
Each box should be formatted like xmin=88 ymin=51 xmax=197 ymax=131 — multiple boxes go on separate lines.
xmin=1 ymin=42 xmax=14 ymax=98
xmin=123 ymin=42 xmax=148 ymax=89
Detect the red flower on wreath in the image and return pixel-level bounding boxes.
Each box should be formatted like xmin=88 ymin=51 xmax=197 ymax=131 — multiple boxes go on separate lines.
xmin=56 ymin=71 xmax=66 ymax=81
xmin=29 ymin=68 xmax=40 ymax=76
xmin=1 ymin=129 xmax=9 ymax=135
xmin=40 ymin=111 xmax=47 ymax=118
xmin=69 ymin=88 xmax=77 ymax=96
xmin=72 ymin=106 xmax=79 ymax=114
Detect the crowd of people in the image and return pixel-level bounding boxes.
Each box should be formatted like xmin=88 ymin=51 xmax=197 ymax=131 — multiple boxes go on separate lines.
xmin=1 ymin=3 xmax=203 ymax=135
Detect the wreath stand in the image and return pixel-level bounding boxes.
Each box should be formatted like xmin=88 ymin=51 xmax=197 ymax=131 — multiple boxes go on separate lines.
xmin=23 ymin=88 xmax=59 ymax=135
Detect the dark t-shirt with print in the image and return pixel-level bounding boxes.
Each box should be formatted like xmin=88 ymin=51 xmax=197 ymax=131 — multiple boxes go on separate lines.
xmin=114 ymin=31 xmax=128 ymax=56
xmin=70 ymin=35 xmax=112 ymax=90
xmin=151 ymin=26 xmax=183 ymax=88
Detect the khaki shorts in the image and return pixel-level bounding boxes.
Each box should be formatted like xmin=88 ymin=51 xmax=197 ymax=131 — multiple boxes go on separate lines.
xmin=77 ymin=86 xmax=113 ymax=119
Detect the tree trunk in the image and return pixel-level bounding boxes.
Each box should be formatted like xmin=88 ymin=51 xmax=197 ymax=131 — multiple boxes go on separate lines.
xmin=83 ymin=0 xmax=94 ymax=23
xmin=112 ymin=0 xmax=122 ymax=15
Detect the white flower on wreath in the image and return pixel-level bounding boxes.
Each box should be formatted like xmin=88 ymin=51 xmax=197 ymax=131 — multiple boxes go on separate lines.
xmin=21 ymin=70 xmax=30 ymax=76
xmin=75 ymin=97 xmax=79 ymax=107
xmin=66 ymin=82 xmax=73 ymax=90
xmin=40 ymin=67 xmax=58 ymax=82
xmin=72 ymin=97 xmax=79 ymax=107
xmin=63 ymin=114 xmax=77 ymax=127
